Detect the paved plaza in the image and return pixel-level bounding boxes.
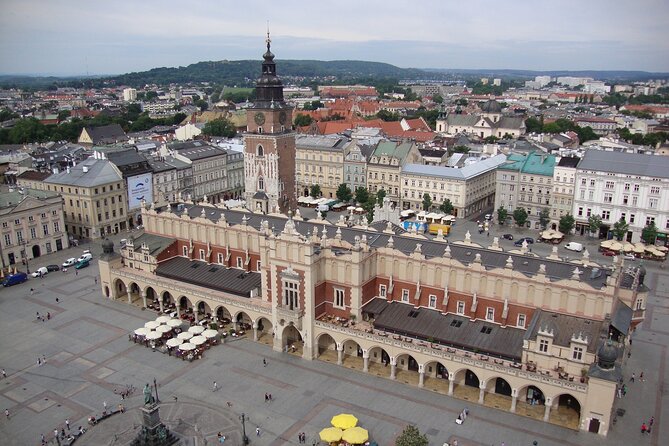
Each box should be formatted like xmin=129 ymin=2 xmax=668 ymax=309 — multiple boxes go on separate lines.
xmin=0 ymin=232 xmax=667 ymax=446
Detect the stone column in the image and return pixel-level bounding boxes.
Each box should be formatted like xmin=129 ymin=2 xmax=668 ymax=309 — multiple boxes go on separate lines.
xmin=418 ymin=364 xmax=425 ymax=388
xmin=390 ymin=356 xmax=397 ymax=380
xmin=448 ymin=376 xmax=455 ymax=396
xmin=141 ymin=291 xmax=147 ymax=309
xmin=510 ymin=390 xmax=518 ymax=413
xmin=336 ymin=344 xmax=344 ymax=366
xmin=127 ymin=290 xmax=132 ymax=304
xmin=252 ymin=322 xmax=258 ymax=342
xmin=543 ymin=398 xmax=552 ymax=421
xmin=478 ymin=382 xmax=486 ymax=404
xmin=362 ymin=351 xmax=369 ymax=373
xmin=159 ymin=299 xmax=164 ymax=313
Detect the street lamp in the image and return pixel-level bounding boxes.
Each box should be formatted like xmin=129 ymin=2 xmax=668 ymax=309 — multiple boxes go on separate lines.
xmin=153 ymin=377 xmax=160 ymax=403
xmin=239 ymin=413 xmax=249 ymax=445
xmin=21 ymin=240 xmax=30 ymax=274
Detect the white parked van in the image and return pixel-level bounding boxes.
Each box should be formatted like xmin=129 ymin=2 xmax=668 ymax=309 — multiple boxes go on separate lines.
xmin=317 ymin=204 xmax=329 ymax=213
xmin=564 ymin=242 xmax=583 ymax=252
xmin=77 ymin=253 xmax=93 ymax=263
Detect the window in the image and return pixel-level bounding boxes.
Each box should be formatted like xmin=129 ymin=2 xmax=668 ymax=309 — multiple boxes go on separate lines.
xmin=258 ymin=177 xmax=264 ymax=190
xmin=3 ymin=234 xmax=10 ymax=246
xmin=428 ymin=295 xmax=437 ymax=308
xmin=602 ymin=210 xmax=610 ymax=220
xmin=217 ymin=253 xmax=223 ymax=264
xmin=634 ymin=184 xmax=640 ymax=192
xmin=283 ymin=280 xmax=299 ymax=310
xmin=649 ymin=198 xmax=658 ymax=209
xmin=334 ymin=288 xmax=345 ymax=309
xmin=379 ymin=284 xmax=387 ymax=297
xmin=1 ymin=222 xmax=6 ymax=228
xmin=517 ymin=314 xmax=526 ymax=328
xmin=182 ymin=246 xmax=188 ymax=257
xmin=650 ymin=186 xmax=660 ymax=195
xmin=234 ymin=257 xmax=242 ymax=268
xmin=30 ymin=227 xmax=37 ymax=239
xmin=401 ymin=289 xmax=410 ymax=302
xmin=539 ymin=339 xmax=549 ymax=353
xmin=486 ymin=307 xmax=494 ymax=321
xmin=28 ymin=216 xmax=34 ymax=222
xmin=199 ymin=249 xmax=205 ymax=260
xmin=16 ymin=231 xmax=23 ymax=243
xmin=624 ymin=183 xmax=630 ymax=191
xmin=646 ymin=216 xmax=655 ymax=226
xmin=14 ymin=219 xmax=20 ymax=225
xmin=630 ymin=214 xmax=635 ymax=224
xmin=590 ymin=179 xmax=595 ymax=187
xmin=43 ymin=224 xmax=49 ymax=235
xmin=572 ymin=346 xmax=583 ymax=361
xmin=604 ymin=193 xmax=613 ymax=203
xmin=577 ymin=207 xmax=583 ymax=217
xmin=605 ymin=181 xmax=614 ymax=190
xmin=456 ymin=301 xmax=465 ymax=315
xmin=256 ymin=260 xmax=262 ymax=271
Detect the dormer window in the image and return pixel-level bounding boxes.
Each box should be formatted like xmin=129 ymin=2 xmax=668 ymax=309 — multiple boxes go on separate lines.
xmin=539 ymin=339 xmax=549 ymax=353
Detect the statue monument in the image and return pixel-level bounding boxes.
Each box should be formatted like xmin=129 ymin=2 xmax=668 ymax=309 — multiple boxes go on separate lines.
xmin=131 ymin=382 xmax=178 ymax=445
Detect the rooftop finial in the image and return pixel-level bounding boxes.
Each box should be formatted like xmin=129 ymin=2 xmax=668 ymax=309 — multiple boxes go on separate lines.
xmin=266 ymin=22 xmax=271 ymax=52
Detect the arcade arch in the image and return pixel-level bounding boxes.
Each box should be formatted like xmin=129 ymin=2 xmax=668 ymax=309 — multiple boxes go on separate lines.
xmin=282 ymin=324 xmax=303 ymax=356
xmin=422 ymin=360 xmax=449 ymax=393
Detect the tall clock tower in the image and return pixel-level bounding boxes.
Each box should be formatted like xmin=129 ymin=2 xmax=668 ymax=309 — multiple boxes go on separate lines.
xmin=243 ymin=32 xmax=296 ymax=214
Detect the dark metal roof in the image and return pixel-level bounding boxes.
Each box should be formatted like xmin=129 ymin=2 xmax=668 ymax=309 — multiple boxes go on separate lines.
xmin=363 ymin=298 xmax=524 ymax=360
xmin=610 ymin=302 xmax=632 ymax=335
xmin=129 ymin=233 xmax=175 ymax=256
xmin=165 ymin=205 xmax=612 ymax=289
xmin=155 ymin=257 xmax=261 ymax=298
xmin=524 ymin=309 xmax=604 ymax=353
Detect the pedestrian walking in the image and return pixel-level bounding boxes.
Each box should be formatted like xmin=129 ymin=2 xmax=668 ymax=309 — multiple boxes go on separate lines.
xmin=640 ymin=371 xmax=644 ymax=381
xmin=42 ymin=355 xmax=46 ymax=363
xmin=4 ymin=408 xmax=9 ymax=419
xmin=269 ymin=393 xmax=273 ymax=401
xmin=61 ymin=428 xmax=66 ymax=439
xmin=47 ymin=312 xmax=51 ymax=320
xmin=263 ymin=358 xmax=267 ymax=367
xmin=256 ymin=427 xmax=261 ymax=436
xmin=631 ymin=372 xmax=635 ymax=382
xmin=36 ymin=311 xmax=40 ymax=320
xmin=103 ymin=400 xmax=108 ymax=412
xmin=641 ymin=422 xmax=647 ymax=434
xmin=94 ymin=277 xmax=98 ymax=285
xmin=65 ymin=418 xmax=70 ymax=430
xmin=622 ymin=384 xmax=627 ymax=396
xmin=1 ymin=368 xmax=6 ymax=378
xmin=213 ymin=381 xmax=218 ymax=392
xmin=30 ymin=288 xmax=34 ymax=295
xmin=56 ymin=297 xmax=59 ymax=304
xmin=264 ymin=393 xmax=268 ymax=402
xmin=41 ymin=433 xmax=46 ymax=445
xmin=38 ymin=357 xmax=42 ymax=366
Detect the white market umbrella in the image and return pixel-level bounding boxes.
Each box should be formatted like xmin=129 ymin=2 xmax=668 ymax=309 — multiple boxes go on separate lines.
xmin=166 ymin=319 xmax=183 ymax=328
xmin=191 ymin=335 xmax=207 ymax=345
xmin=623 ymin=243 xmax=635 ymax=252
xmin=177 ymin=332 xmax=193 ymax=341
xmin=179 ymin=343 xmax=196 ymax=351
xmin=609 ymin=241 xmax=623 ymax=251
xmin=144 ymin=321 xmax=160 ymax=330
xmin=633 ymin=243 xmax=645 ymax=254
xmin=145 ymin=331 xmax=162 ymax=340
xmin=134 ymin=328 xmax=150 ymax=336
xmin=600 ymin=240 xmax=613 ymax=248
xmin=166 ymin=338 xmax=183 ymax=348
xmin=188 ymin=325 xmax=205 ymax=334
xmin=156 ymin=315 xmax=171 ymax=324
xmin=657 ymin=246 xmax=668 ymax=252
xmin=156 ymin=325 xmax=172 ymax=334
xmin=202 ymin=329 xmax=218 ymax=339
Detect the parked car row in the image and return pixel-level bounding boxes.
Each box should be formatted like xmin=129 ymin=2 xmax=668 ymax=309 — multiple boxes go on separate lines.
xmin=2 ymin=251 xmax=93 ymax=287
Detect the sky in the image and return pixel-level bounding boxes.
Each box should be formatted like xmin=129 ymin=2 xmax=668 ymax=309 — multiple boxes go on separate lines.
xmin=1 ymin=0 xmax=668 ymax=76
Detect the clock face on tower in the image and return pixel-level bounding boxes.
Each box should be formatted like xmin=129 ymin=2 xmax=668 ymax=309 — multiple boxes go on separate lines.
xmin=279 ymin=111 xmax=287 ymax=125
xmin=254 ymin=112 xmax=265 ymax=126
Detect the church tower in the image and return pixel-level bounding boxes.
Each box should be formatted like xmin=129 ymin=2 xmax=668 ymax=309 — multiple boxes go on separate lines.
xmin=244 ymin=32 xmax=296 ymax=214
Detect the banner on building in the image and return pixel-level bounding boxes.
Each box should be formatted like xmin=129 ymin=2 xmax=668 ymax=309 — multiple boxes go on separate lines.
xmin=127 ymin=174 xmax=153 ymax=210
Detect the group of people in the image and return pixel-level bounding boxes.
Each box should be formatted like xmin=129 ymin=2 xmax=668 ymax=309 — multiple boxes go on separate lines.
xmin=36 ymin=311 xmax=51 ymax=322
xmin=40 ymin=419 xmax=84 ymax=446
xmin=640 ymin=416 xmax=655 ymax=434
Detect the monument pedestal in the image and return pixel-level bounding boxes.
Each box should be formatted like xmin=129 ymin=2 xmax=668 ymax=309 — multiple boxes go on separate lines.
xmin=131 ymin=404 xmax=179 ymax=446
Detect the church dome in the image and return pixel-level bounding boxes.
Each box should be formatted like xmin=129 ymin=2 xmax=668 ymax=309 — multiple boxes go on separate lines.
xmin=596 ymin=340 xmax=618 ymax=370
xmin=480 ymin=99 xmax=502 ymax=113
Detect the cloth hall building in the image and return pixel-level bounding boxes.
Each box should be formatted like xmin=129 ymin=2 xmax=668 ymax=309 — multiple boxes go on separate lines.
xmin=97 ymin=40 xmax=644 ymax=437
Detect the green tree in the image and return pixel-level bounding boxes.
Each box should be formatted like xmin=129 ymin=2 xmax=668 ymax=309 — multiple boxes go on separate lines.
xmin=483 ymin=135 xmax=499 ymax=143
xmin=309 ymin=184 xmax=321 ymax=198
xmin=57 ymin=110 xmax=71 ymax=121
xmin=524 ymin=117 xmax=542 ymax=133
xmin=497 ymin=206 xmax=508 ymax=225
xmin=302 ymin=100 xmax=324 ymax=111
xmin=354 ymin=187 xmax=369 ymax=204
xmin=376 ymin=188 xmax=387 ymax=203
xmin=422 ymin=193 xmax=433 ymax=211
xmin=439 ymin=199 xmax=454 ymax=215
xmin=195 ymin=99 xmax=209 ymax=111
xmin=395 ymin=425 xmax=428 ymax=446
xmin=377 ymin=109 xmax=400 ymax=121
xmin=539 ymin=208 xmax=550 ymax=230
xmin=8 ymin=118 xmax=47 ymax=143
xmin=294 ymin=113 xmax=313 ymax=127
xmin=432 ymin=94 xmax=444 ymax=104
xmin=612 ymin=217 xmax=629 ymax=241
xmin=336 ymin=183 xmax=352 ymax=202
xmin=144 ymin=91 xmax=158 ymax=101
xmin=641 ymin=221 xmax=658 ymax=244
xmin=513 ymin=207 xmax=528 ymax=228
xmin=558 ymin=213 xmax=575 ymax=235
xmin=452 ymin=145 xmax=470 ymax=154
xmin=588 ymin=214 xmax=602 ymax=236
xmin=202 ymin=117 xmax=236 ymax=137
xmin=172 ymin=112 xmax=187 ymax=125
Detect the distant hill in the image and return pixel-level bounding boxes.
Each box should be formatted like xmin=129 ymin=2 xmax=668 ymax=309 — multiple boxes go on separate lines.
xmin=425 ymin=68 xmax=669 ymax=82
xmin=107 ymin=59 xmax=431 ymax=87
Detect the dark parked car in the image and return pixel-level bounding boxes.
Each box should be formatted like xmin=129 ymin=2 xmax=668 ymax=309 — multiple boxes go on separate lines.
xmin=502 ymin=234 xmax=514 ymax=240
xmin=514 ymin=237 xmax=535 ymax=246
xmin=46 ymin=264 xmax=60 ymax=272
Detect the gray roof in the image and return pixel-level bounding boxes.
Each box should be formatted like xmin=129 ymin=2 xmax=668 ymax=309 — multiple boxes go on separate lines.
xmin=445 ymin=115 xmax=479 ymax=127
xmin=83 ymin=124 xmax=128 ymax=144
xmin=497 ymin=116 xmax=525 ymax=130
xmin=155 ymin=256 xmax=262 ymax=298
xmin=175 ymin=145 xmax=227 ymax=161
xmin=128 ymin=233 xmax=175 ymax=256
xmin=44 ymin=157 xmax=123 ymax=187
xmin=161 ymin=204 xmax=615 ymax=290
xmin=610 ymin=301 xmax=632 ymax=335
xmin=578 ymin=149 xmax=669 ymax=179
xmin=296 ymin=134 xmax=349 ymax=151
xmin=524 ymin=309 xmax=604 ymax=353
xmin=402 ymin=154 xmax=507 ymax=180
xmin=364 ymin=298 xmax=524 ymax=360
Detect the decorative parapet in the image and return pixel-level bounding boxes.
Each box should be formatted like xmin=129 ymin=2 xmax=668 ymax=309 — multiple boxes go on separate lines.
xmin=313 ymin=320 xmax=588 ymax=393
xmin=276 ymin=305 xmax=305 ymax=330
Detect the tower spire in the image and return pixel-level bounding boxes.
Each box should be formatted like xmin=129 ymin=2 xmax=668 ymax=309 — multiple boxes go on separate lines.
xmin=266 ymin=21 xmax=271 ymax=53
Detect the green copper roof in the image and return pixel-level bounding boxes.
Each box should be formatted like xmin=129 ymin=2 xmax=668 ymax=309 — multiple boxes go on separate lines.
xmin=499 ymin=151 xmax=556 ymax=176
